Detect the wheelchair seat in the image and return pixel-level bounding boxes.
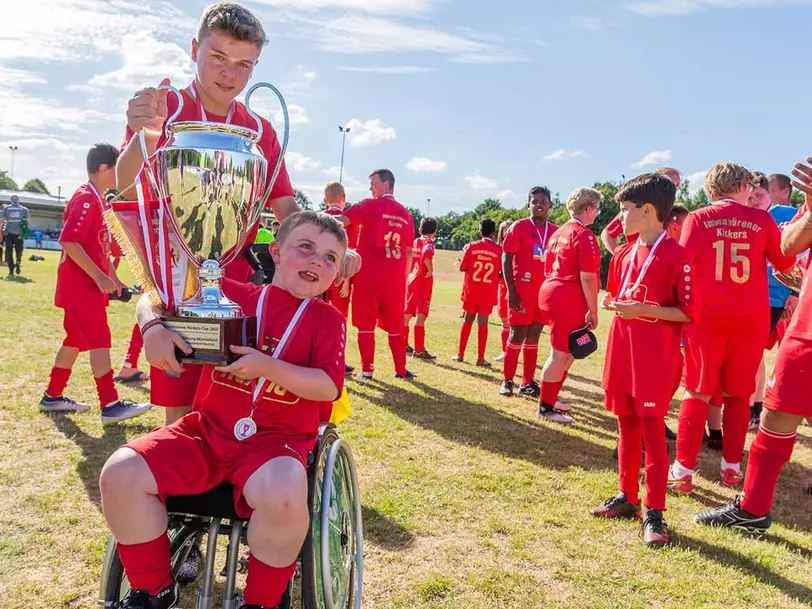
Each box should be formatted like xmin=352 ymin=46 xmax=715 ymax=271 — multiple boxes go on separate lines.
xmin=166 ymin=483 xmax=242 ymax=521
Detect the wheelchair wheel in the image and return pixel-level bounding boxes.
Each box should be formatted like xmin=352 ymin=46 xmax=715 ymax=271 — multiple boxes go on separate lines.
xmin=99 ymin=517 xmax=203 ymax=605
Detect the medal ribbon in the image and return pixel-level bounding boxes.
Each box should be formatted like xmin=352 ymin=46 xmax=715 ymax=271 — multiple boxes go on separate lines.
xmin=534 ymin=221 xmax=550 ymax=256
xmin=87 ymin=182 xmax=113 ymax=245
xmin=618 ymin=231 xmax=667 ymax=299
xmin=189 ymin=82 xmax=235 ymax=124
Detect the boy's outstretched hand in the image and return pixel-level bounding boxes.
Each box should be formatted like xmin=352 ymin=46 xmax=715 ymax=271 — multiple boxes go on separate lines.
xmin=215 ymin=345 xmax=270 ymax=380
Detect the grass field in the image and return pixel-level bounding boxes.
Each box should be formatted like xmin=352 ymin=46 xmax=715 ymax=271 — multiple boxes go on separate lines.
xmin=2 ymin=249 xmax=812 ymax=609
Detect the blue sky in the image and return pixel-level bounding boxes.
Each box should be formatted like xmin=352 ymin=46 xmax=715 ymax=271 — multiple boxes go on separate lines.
xmin=1 ymin=0 xmax=811 ymax=214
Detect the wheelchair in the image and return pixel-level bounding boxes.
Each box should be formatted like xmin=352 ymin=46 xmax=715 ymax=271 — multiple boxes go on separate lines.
xmin=98 ymin=424 xmax=363 ymax=609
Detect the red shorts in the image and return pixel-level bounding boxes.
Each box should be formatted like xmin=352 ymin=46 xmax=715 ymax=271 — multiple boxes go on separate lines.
xmin=497 ymin=284 xmax=508 ymax=319
xmin=766 ymin=316 xmax=789 ymax=350
xmin=125 ymin=411 xmax=314 ymax=518
xmin=62 ymin=306 xmax=111 ymax=352
xmin=462 ymin=301 xmax=495 ymax=316
xmin=683 ymin=324 xmax=763 ymax=398
xmin=351 ymin=277 xmax=406 ymax=333
xmin=326 ymin=288 xmax=350 ymax=319
xmin=764 ymin=335 xmax=812 ymax=418
xmin=605 ymin=392 xmax=669 ymax=418
xmin=539 ymin=288 xmax=588 ymax=353
xmin=508 ymin=282 xmax=544 ymax=326
xmin=149 ymin=364 xmax=204 ymax=408
xmin=405 ymin=290 xmax=432 ymax=317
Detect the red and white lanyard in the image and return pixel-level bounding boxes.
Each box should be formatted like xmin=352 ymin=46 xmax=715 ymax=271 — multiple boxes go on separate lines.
xmin=714 ymin=197 xmax=738 ymax=205
xmin=535 ymin=221 xmax=550 ymax=255
xmin=618 ymin=231 xmax=667 ymax=298
xmin=87 ymin=181 xmax=112 ymax=243
xmin=189 ymin=82 xmax=235 ymax=124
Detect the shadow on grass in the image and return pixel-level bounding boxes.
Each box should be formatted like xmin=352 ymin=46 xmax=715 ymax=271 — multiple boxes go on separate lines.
xmin=674 ymin=533 xmax=812 ymax=604
xmin=49 ymin=414 xmax=153 ymax=511
xmin=431 ymin=360 xmax=500 ymax=384
xmin=351 ymin=378 xmax=613 ymax=472
xmin=362 ymin=505 xmax=417 ymax=551
xmin=4 ymin=274 xmax=33 ymax=284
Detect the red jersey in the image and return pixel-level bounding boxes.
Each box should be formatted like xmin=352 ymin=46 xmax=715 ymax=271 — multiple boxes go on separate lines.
xmin=407 ymin=235 xmax=435 ymax=297
xmin=55 ymin=183 xmax=113 ymax=309
xmin=121 ymin=86 xmax=294 ymax=283
xmin=602 ymin=236 xmax=695 ymax=404
xmin=502 ymin=218 xmax=557 ymax=287
xmin=323 ymin=206 xmax=358 ymax=248
xmin=196 ymin=281 xmax=346 ymax=439
xmin=543 ymin=220 xmax=601 ymax=287
xmin=606 ymin=212 xmax=639 ymax=244
xmin=460 ymin=238 xmax=501 ymax=307
xmin=679 ymin=201 xmax=795 ymax=337
xmin=344 ymin=194 xmax=415 ymax=281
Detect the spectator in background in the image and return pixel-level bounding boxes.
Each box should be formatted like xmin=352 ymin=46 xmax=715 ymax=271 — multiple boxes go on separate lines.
xmin=34 ymin=229 xmax=43 ymax=249
xmin=271 ymin=220 xmax=281 ymax=236
xmin=1 ymin=195 xmax=30 ymax=276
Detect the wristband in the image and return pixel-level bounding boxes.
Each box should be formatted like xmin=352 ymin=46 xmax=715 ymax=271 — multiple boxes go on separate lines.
xmin=141 ymin=318 xmax=164 ymax=337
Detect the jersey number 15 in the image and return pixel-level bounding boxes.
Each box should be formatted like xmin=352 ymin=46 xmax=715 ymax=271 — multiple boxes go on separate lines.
xmin=713 ymin=240 xmax=750 ymax=284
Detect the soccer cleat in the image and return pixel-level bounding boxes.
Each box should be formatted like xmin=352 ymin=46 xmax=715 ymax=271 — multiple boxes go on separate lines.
xmin=354 ymin=371 xmax=373 ymax=380
xmin=15 ymin=264 xmax=21 ymax=275
xmin=344 ymin=364 xmax=355 ymax=375
xmin=451 ymin=354 xmax=464 ymax=362
xmin=413 ymin=350 xmax=437 ymax=360
xmin=720 ymin=468 xmax=743 ymax=487
xmin=405 ymin=345 xmax=414 ymax=355
xmin=519 ymin=380 xmax=540 ymax=398
xmin=667 ymin=472 xmax=694 ymax=494
xmin=395 ymin=370 xmax=417 ymax=379
xmin=499 ymin=379 xmax=515 ymax=396
xmin=538 ymin=407 xmax=574 ymax=424
xmin=642 ymin=509 xmax=670 ymax=547
xmin=100 ymin=400 xmax=152 ymax=425
xmin=119 ymin=582 xmax=179 ymax=608
xmin=475 ymin=359 xmax=492 ymax=368
xmin=589 ymin=493 xmax=641 ymax=519
xmin=495 ymin=352 xmax=505 ymax=362
xmin=39 ymin=395 xmax=90 ymax=413
xmin=694 ymin=496 xmax=772 ymax=532
xmin=554 ymin=400 xmax=572 ymax=413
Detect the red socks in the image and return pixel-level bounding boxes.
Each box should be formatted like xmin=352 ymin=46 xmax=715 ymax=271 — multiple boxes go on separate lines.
xmin=503 ymin=340 xmax=521 ymax=381
xmin=721 ymin=396 xmax=749 ymax=465
xmin=414 ymin=326 xmax=426 ymax=354
xmin=675 ymin=397 xmax=708 ymax=470
xmin=457 ymin=321 xmax=473 ymax=357
xmin=357 ymin=331 xmax=375 ymax=374
xmin=124 ymin=324 xmax=144 ymax=369
xmin=117 ymin=534 xmax=173 ymax=595
xmin=740 ymin=426 xmax=796 ymax=516
xmin=45 ymin=366 xmax=71 ymax=398
xmin=521 ymin=342 xmax=538 ymax=386
xmin=388 ymin=333 xmax=408 ymax=376
xmin=617 ymin=415 xmax=668 ymax=511
xmin=95 ymin=370 xmax=119 ymax=408
xmin=403 ymin=325 xmax=410 ymax=348
xmin=501 ymin=325 xmax=509 ymax=352
xmin=540 ymin=379 xmax=563 ymax=406
xmin=244 ymin=555 xmax=296 ymax=607
xmin=477 ymin=324 xmax=488 ymax=363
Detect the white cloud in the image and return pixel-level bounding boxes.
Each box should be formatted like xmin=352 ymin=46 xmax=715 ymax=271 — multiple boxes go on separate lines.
xmin=286 ymin=152 xmax=321 ymax=172
xmin=686 ymin=169 xmax=708 ymax=193
xmin=497 ymin=189 xmax=516 ymax=199
xmin=274 ymin=105 xmax=311 ymax=128
xmin=544 ymin=148 xmax=585 ymax=161
xmin=406 ymin=157 xmax=447 ymax=172
xmin=632 ymin=150 xmax=672 ymax=168
xmin=465 ymin=172 xmax=497 ymax=190
xmin=344 ymin=118 xmax=396 ymax=146
xmin=624 ymin=0 xmax=812 ymax=17
xmin=338 ymin=65 xmax=436 ymax=74
xmin=577 ymin=16 xmax=606 ymax=30
xmin=252 ymin=0 xmax=433 ymax=16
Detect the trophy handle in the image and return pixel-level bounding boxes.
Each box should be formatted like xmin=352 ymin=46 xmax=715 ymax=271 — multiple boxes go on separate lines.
xmin=245 ymin=82 xmax=290 ymax=221
xmin=137 ymin=84 xmax=184 ymax=166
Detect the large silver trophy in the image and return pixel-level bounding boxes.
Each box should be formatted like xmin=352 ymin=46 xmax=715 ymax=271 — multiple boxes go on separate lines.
xmin=105 ymin=82 xmax=289 ymax=365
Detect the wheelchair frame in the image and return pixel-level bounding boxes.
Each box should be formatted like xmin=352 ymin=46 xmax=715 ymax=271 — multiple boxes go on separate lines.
xmin=98 ymin=424 xmax=363 ymax=609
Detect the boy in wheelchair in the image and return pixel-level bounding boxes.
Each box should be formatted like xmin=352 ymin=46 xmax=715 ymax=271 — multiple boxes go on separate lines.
xmin=99 ymin=212 xmax=348 ymax=609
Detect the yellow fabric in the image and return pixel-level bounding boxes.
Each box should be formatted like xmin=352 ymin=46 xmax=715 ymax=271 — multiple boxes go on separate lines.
xmin=330 ymin=387 xmax=352 ymax=425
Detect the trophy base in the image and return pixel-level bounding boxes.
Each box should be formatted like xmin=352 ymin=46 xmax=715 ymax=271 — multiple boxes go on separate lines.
xmin=162 ymin=315 xmax=257 ymax=367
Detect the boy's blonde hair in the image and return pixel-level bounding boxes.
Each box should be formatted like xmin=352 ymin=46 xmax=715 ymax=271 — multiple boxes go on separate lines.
xmin=566 ymin=187 xmax=602 ymax=216
xmin=197 ymin=2 xmax=267 ymax=47
xmin=276 ymin=211 xmax=348 ymax=253
xmin=497 ymin=220 xmax=513 ymax=245
xmin=704 ymin=162 xmax=752 ymax=200
xmin=324 ymin=181 xmax=346 ymax=205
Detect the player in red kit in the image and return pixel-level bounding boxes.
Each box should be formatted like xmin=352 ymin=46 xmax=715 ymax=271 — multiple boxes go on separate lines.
xmin=495 ymin=220 xmax=513 ymax=363
xmin=696 ymin=157 xmax=812 ymax=531
xmin=100 ymin=212 xmax=348 ymax=609
xmin=593 ymin=173 xmax=694 ymax=547
xmin=40 ymin=143 xmax=151 ymax=424
xmin=669 ymin=163 xmax=795 ymax=493
xmin=322 ymin=181 xmax=357 ymax=319
xmin=341 ymin=169 xmax=416 ymax=379
xmin=453 ymin=218 xmax=501 ymax=366
xmin=537 ymin=187 xmax=602 ymax=423
xmin=405 ymin=218 xmax=438 ymax=360
xmin=500 ymin=187 xmax=557 ymax=397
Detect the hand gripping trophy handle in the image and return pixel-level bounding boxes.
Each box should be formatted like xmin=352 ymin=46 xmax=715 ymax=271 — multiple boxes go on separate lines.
xmin=137 ymin=84 xmax=185 ymax=175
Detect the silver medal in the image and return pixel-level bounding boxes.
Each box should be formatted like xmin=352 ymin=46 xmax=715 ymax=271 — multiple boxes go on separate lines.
xmin=234 ymin=417 xmax=257 ymax=441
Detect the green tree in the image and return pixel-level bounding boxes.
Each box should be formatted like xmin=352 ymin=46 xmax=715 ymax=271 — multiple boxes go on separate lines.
xmin=676 ymin=179 xmax=692 ymax=208
xmin=691 ymin=189 xmax=710 ymax=208
xmin=22 ymin=178 xmax=49 ymax=194
xmin=0 ymin=171 xmax=18 ymax=191
xmin=408 ymin=207 xmax=424 ymax=238
xmin=294 ymin=188 xmax=313 ymax=210
xmin=791 ymin=188 xmax=805 ymax=208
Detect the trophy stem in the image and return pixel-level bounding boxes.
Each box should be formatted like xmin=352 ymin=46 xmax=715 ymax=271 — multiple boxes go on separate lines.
xmin=176 ymin=259 xmax=242 ymax=319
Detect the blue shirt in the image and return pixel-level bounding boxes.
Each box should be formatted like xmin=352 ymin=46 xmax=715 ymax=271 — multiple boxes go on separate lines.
xmin=768 ymin=205 xmax=798 ymax=307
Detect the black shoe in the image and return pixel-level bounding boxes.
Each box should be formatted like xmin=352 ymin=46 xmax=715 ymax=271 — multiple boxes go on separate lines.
xmin=499 ymin=379 xmax=515 ymax=396
xmin=405 ymin=345 xmax=414 ymax=355
xmin=14 ymin=264 xmax=20 ymax=275
xmin=518 ymin=380 xmax=540 ymax=398
xmin=694 ymin=496 xmax=772 ymax=532
xmin=395 ymin=370 xmax=417 ymax=379
xmin=344 ymin=364 xmax=355 ymax=375
xmin=704 ymin=429 xmax=723 ymax=452
xmin=413 ymin=349 xmax=437 ymax=360
xmin=589 ymin=493 xmax=641 ymax=519
xmin=642 ymin=508 xmax=669 ymax=547
xmin=120 ymin=582 xmax=179 ymax=608
xmin=176 ymin=543 xmax=201 ymax=584
xmin=664 ymin=423 xmax=677 ymax=441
